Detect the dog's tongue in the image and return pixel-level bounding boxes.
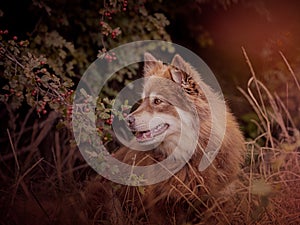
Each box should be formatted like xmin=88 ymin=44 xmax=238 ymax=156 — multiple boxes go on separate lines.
xmin=135 ymin=123 xmax=169 ymax=143
xmin=136 ymin=131 xmax=153 ymax=142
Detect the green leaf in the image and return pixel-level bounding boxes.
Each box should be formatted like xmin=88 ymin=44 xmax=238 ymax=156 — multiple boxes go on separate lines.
xmin=99 ymin=112 xmax=110 ymax=119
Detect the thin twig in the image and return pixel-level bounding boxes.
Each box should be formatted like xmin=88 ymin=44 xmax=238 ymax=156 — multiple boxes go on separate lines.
xmin=0 ymin=43 xmax=25 ymax=69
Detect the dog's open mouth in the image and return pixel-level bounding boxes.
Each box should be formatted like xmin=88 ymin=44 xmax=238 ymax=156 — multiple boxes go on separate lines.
xmin=133 ymin=123 xmax=169 ymax=143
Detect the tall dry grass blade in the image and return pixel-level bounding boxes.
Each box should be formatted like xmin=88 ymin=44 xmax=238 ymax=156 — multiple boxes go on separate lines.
xmin=274 ymin=93 xmax=296 ymax=130
xmin=242 ymin=48 xmax=268 ymax=123
xmin=7 ymin=128 xmax=20 ymax=174
xmin=254 ymin=79 xmax=290 ymax=139
xmin=242 ymin=48 xmax=277 ymax=148
xmin=18 ymin=158 xmax=44 ymax=183
xmin=135 ymin=186 xmax=149 ymax=224
xmin=15 ymin=108 xmax=34 ymax=147
xmin=54 ymin=131 xmax=63 ymax=189
xmin=238 ymin=86 xmax=267 ymax=132
xmin=247 ymin=78 xmax=274 ymax=148
xmin=185 ymin=159 xmax=232 ymax=224
xmin=11 ymin=158 xmax=44 ymax=206
xmin=121 ymin=155 xmax=150 ymax=223
xmin=30 ymin=188 xmax=52 ymax=223
xmin=247 ymin=143 xmax=254 ymax=222
xmin=146 ymin=154 xmax=209 ymax=208
xmin=169 ymin=184 xmax=202 ymax=217
xmin=279 ymin=51 xmax=300 ymax=92
xmin=250 ymin=119 xmax=265 ymax=135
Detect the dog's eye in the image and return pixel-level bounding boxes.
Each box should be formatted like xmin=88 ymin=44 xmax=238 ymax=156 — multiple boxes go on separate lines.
xmin=153 ymin=98 xmax=162 ymax=105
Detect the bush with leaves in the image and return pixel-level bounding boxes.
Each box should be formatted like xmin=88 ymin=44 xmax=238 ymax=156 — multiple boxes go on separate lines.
xmin=0 ymin=0 xmax=172 ymax=145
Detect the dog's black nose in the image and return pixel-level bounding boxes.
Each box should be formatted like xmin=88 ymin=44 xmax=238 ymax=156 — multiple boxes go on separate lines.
xmin=126 ymin=115 xmax=135 ymax=128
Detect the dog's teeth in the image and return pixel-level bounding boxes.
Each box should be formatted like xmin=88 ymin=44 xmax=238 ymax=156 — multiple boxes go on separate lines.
xmin=135 ymin=123 xmax=168 ymax=143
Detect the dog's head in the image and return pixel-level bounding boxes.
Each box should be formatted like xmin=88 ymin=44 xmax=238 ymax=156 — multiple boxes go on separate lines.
xmin=126 ymin=53 xmax=204 ymax=150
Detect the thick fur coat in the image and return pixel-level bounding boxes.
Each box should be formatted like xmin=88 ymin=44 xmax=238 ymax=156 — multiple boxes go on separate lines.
xmin=104 ymin=53 xmax=246 ymax=224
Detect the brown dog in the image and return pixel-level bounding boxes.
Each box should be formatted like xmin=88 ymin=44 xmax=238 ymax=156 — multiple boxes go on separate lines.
xmin=99 ymin=53 xmax=245 ymax=224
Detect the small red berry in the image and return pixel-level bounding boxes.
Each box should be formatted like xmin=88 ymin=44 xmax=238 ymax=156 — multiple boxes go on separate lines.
xmin=3 ymin=30 xmax=8 ymax=34
xmin=36 ymin=78 xmax=41 ymax=82
xmin=0 ymin=30 xmax=3 ymax=34
xmin=13 ymin=36 xmax=17 ymax=41
xmin=31 ymin=90 xmax=37 ymax=96
xmin=16 ymin=92 xmax=22 ymax=97
xmin=42 ymin=109 xmax=47 ymax=114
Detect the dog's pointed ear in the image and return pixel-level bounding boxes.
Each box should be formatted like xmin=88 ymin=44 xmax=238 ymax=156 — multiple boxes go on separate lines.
xmin=170 ymin=54 xmax=188 ymax=84
xmin=144 ymin=52 xmax=157 ymax=62
xmin=170 ymin=68 xmax=182 ymax=84
xmin=144 ymin=52 xmax=159 ymax=76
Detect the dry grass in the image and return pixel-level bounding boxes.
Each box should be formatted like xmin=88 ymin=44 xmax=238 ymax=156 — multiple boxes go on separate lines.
xmin=0 ymin=49 xmax=299 ymax=224
xmin=84 ymin=49 xmax=300 ymax=224
xmin=196 ymin=48 xmax=300 ymax=225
